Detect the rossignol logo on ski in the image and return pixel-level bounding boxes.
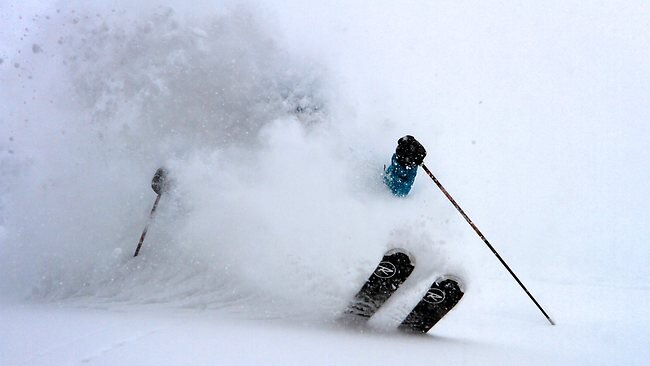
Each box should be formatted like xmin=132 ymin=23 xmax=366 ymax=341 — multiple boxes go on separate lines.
xmin=374 ymin=261 xmax=397 ymax=278
xmin=423 ymin=288 xmax=445 ymax=304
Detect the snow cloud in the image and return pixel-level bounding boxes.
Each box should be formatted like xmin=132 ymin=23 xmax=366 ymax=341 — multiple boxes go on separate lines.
xmin=1 ymin=1 xmax=649 ymax=324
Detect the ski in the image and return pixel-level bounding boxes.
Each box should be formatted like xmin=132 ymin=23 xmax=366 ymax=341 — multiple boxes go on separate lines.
xmin=343 ymin=249 xmax=415 ymax=323
xmin=398 ymin=275 xmax=464 ymax=333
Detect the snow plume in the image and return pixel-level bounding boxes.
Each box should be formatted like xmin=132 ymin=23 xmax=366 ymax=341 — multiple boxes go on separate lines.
xmin=0 ymin=2 xmax=462 ymax=321
xmin=2 ymin=0 xmax=650 ymax=328
xmin=0 ymin=6 xmax=332 ymax=302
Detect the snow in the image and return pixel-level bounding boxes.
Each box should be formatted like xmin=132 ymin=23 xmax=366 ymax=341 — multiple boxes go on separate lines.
xmin=1 ymin=0 xmax=650 ymax=365
xmin=3 ymin=280 xmax=650 ymax=365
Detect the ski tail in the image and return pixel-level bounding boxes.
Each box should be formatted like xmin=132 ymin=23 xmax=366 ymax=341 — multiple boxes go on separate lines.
xmin=343 ymin=249 xmax=415 ymax=322
xmin=398 ymin=275 xmax=464 ymax=333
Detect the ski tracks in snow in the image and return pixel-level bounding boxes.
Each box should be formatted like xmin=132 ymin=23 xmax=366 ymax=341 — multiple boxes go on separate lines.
xmin=77 ymin=330 xmax=161 ymax=365
xmin=14 ymin=325 xmax=164 ymax=366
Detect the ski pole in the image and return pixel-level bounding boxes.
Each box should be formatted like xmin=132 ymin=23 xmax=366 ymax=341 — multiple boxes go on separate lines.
xmin=133 ymin=193 xmax=161 ymax=257
xmin=133 ymin=168 xmax=168 ymax=257
xmin=420 ymin=163 xmax=555 ymax=325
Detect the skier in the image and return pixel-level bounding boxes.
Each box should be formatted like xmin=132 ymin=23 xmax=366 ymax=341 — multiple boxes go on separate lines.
xmin=383 ymin=135 xmax=427 ymax=197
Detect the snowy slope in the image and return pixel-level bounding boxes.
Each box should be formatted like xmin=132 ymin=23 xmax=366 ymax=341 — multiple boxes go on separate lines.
xmin=3 ymin=279 xmax=650 ymax=365
xmin=3 ymin=282 xmax=649 ymax=366
xmin=1 ymin=1 xmax=650 ymax=365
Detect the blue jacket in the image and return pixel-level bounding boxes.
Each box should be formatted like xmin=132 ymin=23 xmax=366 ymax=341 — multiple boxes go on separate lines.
xmin=383 ymin=154 xmax=418 ymax=197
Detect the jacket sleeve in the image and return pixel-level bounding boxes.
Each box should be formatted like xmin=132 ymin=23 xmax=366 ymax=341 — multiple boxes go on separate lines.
xmin=383 ymin=154 xmax=418 ymax=197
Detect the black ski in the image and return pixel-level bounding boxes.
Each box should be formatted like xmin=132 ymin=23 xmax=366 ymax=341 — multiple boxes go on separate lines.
xmin=343 ymin=249 xmax=415 ymax=323
xmin=398 ymin=275 xmax=464 ymax=333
